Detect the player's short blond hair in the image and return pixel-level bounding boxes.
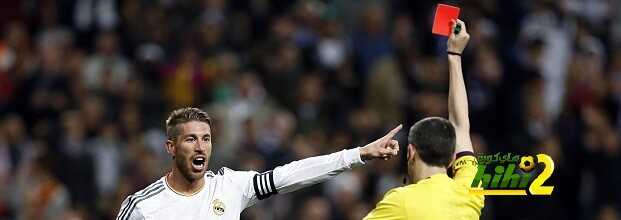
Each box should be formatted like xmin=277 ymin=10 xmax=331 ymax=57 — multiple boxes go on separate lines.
xmin=165 ymin=107 xmax=212 ymax=140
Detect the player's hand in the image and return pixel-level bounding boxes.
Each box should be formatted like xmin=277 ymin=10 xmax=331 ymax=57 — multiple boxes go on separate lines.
xmin=447 ymin=19 xmax=470 ymax=54
xmin=360 ymin=125 xmax=402 ymax=161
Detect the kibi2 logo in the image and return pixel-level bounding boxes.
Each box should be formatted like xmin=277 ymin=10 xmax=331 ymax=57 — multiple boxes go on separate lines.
xmin=469 ymin=153 xmax=554 ymax=196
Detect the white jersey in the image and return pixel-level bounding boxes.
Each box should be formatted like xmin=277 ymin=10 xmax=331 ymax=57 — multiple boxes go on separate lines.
xmin=116 ymin=147 xmax=364 ymax=220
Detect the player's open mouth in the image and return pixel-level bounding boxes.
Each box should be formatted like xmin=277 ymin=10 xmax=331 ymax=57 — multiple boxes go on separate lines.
xmin=191 ymin=156 xmax=206 ymax=171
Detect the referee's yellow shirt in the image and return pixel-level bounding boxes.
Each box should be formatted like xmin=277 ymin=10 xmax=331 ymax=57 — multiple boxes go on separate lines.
xmin=364 ymin=152 xmax=484 ymax=220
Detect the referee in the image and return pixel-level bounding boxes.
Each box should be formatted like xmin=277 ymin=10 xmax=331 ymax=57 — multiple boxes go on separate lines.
xmin=364 ymin=19 xmax=484 ymax=219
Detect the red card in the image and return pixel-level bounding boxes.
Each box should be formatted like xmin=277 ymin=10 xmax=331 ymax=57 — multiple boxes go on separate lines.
xmin=432 ymin=4 xmax=460 ymax=36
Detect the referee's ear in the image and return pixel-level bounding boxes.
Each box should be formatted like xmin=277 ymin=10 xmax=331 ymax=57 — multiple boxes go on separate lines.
xmin=407 ymin=144 xmax=416 ymax=162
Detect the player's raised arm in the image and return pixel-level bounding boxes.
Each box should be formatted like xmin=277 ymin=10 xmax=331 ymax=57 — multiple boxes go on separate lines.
xmin=240 ymin=125 xmax=402 ymax=207
xmin=447 ymin=19 xmax=473 ymax=154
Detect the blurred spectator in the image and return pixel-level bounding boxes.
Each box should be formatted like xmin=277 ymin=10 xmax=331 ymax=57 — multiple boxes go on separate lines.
xmin=295 ymin=74 xmax=326 ymax=132
xmin=161 ymin=45 xmax=205 ymax=108
xmin=520 ymin=1 xmax=573 ymax=120
xmin=353 ymin=3 xmax=393 ymax=77
xmin=90 ymin=123 xmax=122 ymax=198
xmin=12 ymin=151 xmax=71 ymax=220
xmin=205 ymin=72 xmax=276 ymax=166
xmin=0 ymin=131 xmax=10 ymax=217
xmin=299 ymin=197 xmax=331 ymax=220
xmin=325 ymin=170 xmax=364 ymax=220
xmin=467 ymin=44 xmax=503 ymax=138
xmin=81 ymin=31 xmax=132 ymax=93
xmin=316 ymin=15 xmax=347 ymax=70
xmin=365 ymin=57 xmax=406 ymax=126
xmin=598 ymin=204 xmax=621 ymax=220
xmin=73 ymin=0 xmax=119 ymax=31
xmin=56 ymin=110 xmax=96 ymax=214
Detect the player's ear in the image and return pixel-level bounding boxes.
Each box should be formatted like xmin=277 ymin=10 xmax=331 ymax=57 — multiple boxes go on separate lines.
xmin=165 ymin=139 xmax=176 ymax=157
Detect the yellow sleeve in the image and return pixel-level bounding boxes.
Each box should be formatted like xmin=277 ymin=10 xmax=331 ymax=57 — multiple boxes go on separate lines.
xmin=453 ymin=152 xmax=485 ymax=212
xmin=452 ymin=152 xmax=479 ymax=187
xmin=363 ymin=189 xmax=407 ymax=220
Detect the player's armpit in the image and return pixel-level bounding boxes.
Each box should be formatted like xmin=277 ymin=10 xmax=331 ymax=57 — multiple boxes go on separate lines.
xmin=364 ymin=189 xmax=407 ymax=220
xmin=452 ymin=151 xmax=478 ymax=187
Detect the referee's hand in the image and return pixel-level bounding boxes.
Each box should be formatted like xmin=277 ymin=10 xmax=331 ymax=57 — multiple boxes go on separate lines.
xmin=447 ymin=19 xmax=470 ymax=54
xmin=360 ymin=125 xmax=402 ymax=161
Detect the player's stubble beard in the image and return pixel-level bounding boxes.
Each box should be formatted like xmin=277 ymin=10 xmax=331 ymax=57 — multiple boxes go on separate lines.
xmin=174 ymin=152 xmax=208 ymax=183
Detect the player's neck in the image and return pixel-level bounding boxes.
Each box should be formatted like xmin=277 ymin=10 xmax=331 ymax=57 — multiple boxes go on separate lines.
xmin=166 ymin=168 xmax=205 ymax=196
xmin=412 ymin=161 xmax=447 ymax=183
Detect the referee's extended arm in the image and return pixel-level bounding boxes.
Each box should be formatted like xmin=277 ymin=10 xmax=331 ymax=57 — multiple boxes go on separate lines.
xmin=447 ymin=19 xmax=473 ymax=154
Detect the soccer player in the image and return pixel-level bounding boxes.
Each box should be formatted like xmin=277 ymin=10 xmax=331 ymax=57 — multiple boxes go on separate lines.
xmin=364 ymin=19 xmax=484 ymax=219
xmin=115 ymin=107 xmax=402 ymax=219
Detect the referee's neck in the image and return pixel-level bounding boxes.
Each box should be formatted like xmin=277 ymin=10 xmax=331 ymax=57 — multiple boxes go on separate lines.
xmin=411 ymin=163 xmax=447 ymax=184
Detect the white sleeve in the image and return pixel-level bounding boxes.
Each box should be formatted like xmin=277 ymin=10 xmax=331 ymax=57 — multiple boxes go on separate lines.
xmin=116 ymin=196 xmax=145 ymax=220
xmin=240 ymin=147 xmax=364 ymax=207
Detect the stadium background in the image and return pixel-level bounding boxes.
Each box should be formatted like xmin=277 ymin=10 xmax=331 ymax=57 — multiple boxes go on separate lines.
xmin=0 ymin=0 xmax=619 ymax=219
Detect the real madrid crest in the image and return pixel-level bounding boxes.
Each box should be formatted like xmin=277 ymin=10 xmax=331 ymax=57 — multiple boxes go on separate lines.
xmin=212 ymin=199 xmax=225 ymax=216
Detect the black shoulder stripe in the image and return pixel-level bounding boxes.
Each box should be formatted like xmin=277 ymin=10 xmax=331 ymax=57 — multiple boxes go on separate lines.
xmin=120 ymin=185 xmax=164 ymax=220
xmin=117 ymin=181 xmax=163 ymax=220
xmin=253 ymin=171 xmax=277 ymax=200
xmin=138 ymin=181 xmax=164 ymax=196
xmin=116 ymin=195 xmax=134 ymax=220
xmin=118 ymin=184 xmax=163 ymax=220
xmin=218 ymin=167 xmax=225 ymax=175
xmin=122 ymin=186 xmax=165 ymax=220
xmin=206 ymin=171 xmax=215 ymax=177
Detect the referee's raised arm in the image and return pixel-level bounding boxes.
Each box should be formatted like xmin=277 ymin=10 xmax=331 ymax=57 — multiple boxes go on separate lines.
xmin=447 ymin=19 xmax=473 ymax=154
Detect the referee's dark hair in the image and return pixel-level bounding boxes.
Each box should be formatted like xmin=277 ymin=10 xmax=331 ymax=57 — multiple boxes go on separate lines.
xmin=408 ymin=117 xmax=456 ymax=167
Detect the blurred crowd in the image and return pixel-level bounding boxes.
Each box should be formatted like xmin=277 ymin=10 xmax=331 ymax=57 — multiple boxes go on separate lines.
xmin=1 ymin=0 xmax=621 ymax=219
